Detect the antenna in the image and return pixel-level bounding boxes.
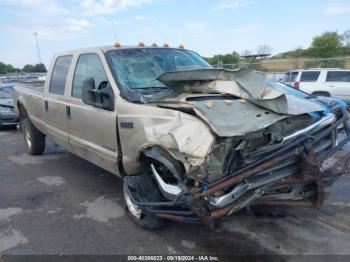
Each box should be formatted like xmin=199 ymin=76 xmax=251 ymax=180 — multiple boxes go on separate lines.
xmin=33 ymin=32 xmax=42 ymax=64
xmin=111 ymin=22 xmax=117 ymax=41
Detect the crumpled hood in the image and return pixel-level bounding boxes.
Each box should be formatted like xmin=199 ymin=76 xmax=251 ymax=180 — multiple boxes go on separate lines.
xmin=0 ymin=98 xmax=14 ymax=107
xmin=148 ymin=68 xmax=329 ymax=137
xmin=192 ymin=98 xmax=288 ymax=137
xmin=155 ymin=95 xmax=295 ymax=137
xmin=157 ymin=68 xmax=324 ymax=115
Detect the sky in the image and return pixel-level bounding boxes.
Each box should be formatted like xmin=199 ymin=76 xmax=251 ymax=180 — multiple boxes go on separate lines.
xmin=0 ymin=0 xmax=350 ymax=68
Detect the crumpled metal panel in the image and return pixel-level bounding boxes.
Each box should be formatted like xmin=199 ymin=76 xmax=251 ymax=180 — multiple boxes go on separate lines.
xmin=157 ymin=68 xmax=325 ymax=115
xmin=193 ymin=99 xmax=287 ymax=137
xmin=117 ymin=99 xmax=215 ymax=175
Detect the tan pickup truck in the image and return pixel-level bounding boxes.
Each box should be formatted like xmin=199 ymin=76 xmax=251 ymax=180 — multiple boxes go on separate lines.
xmin=14 ymin=44 xmax=350 ymax=229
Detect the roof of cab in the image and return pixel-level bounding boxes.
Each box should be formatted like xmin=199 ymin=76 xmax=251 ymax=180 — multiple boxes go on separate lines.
xmin=54 ymin=45 xmax=187 ymax=57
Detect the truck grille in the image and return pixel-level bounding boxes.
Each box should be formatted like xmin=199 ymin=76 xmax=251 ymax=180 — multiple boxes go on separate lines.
xmin=236 ymin=116 xmax=338 ymax=182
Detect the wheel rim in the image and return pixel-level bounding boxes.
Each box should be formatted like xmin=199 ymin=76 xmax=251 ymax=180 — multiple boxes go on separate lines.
xmin=123 ymin=186 xmax=142 ymax=219
xmin=24 ymin=126 xmax=32 ymax=149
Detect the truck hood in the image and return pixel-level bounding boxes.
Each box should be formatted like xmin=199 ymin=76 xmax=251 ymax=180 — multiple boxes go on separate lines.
xmin=143 ymin=68 xmax=326 ymax=137
xmin=155 ymin=68 xmax=324 ymax=115
xmin=155 ymin=97 xmax=289 ymax=137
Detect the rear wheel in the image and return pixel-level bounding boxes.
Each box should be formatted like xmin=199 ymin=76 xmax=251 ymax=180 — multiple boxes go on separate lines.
xmin=22 ymin=118 xmax=45 ymax=155
xmin=123 ymin=173 xmax=164 ymax=230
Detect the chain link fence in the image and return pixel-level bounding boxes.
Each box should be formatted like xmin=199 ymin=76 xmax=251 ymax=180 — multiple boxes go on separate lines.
xmin=218 ymin=57 xmax=350 ymax=80
xmin=0 ymin=72 xmax=46 ymax=84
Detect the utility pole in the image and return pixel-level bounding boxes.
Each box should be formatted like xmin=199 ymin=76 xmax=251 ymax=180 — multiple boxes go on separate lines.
xmin=111 ymin=22 xmax=117 ymax=41
xmin=33 ymin=32 xmax=42 ymax=64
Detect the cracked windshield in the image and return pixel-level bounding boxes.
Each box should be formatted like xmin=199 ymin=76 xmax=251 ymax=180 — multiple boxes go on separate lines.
xmin=106 ymin=48 xmax=211 ymax=93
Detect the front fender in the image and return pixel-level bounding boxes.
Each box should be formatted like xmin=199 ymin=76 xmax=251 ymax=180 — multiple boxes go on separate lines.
xmin=117 ymin=99 xmax=215 ymax=175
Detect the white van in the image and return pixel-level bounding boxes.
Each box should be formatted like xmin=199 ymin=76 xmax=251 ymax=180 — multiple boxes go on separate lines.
xmin=282 ymin=69 xmax=350 ymax=103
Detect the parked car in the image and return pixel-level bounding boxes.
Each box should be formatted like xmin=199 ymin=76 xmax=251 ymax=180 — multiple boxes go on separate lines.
xmin=0 ymin=84 xmax=18 ymax=129
xmin=282 ymin=68 xmax=350 ymax=103
xmin=13 ymin=45 xmax=350 ymax=229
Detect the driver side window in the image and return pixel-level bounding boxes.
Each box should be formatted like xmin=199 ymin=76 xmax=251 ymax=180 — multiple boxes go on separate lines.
xmin=72 ymin=54 xmax=107 ymax=98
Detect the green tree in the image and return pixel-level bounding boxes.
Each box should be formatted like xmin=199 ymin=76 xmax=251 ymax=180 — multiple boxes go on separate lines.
xmin=309 ymin=32 xmax=343 ymax=58
xmin=33 ymin=63 xmax=47 ymax=73
xmin=206 ymin=52 xmax=240 ymax=67
xmin=22 ymin=64 xmax=35 ymax=72
xmin=0 ymin=62 xmax=19 ymax=74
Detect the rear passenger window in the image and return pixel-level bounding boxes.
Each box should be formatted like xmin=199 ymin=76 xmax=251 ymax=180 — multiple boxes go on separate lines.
xmin=300 ymin=71 xmax=320 ymax=82
xmin=283 ymin=72 xmax=298 ymax=82
xmin=72 ymin=54 xmax=107 ymax=98
xmin=326 ymin=71 xmax=350 ymax=82
xmin=49 ymin=56 xmax=72 ymax=95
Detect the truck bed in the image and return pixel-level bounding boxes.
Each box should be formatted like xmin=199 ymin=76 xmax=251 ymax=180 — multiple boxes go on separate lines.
xmin=13 ymin=81 xmax=46 ymax=130
xmin=15 ymin=81 xmax=45 ymax=93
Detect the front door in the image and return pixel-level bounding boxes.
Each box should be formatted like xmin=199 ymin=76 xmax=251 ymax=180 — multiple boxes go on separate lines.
xmin=66 ymin=53 xmax=119 ymax=175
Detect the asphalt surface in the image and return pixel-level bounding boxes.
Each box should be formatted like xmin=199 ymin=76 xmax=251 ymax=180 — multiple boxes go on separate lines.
xmin=1 ymin=128 xmax=350 ymax=260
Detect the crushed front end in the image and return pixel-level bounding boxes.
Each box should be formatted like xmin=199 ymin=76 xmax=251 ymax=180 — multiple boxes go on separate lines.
xmin=124 ymin=69 xmax=350 ymax=227
xmin=126 ymin=106 xmax=350 ymax=227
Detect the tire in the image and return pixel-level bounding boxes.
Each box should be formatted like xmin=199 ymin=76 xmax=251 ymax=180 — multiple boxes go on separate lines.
xmin=22 ymin=118 xmax=45 ymax=155
xmin=123 ymin=173 xmax=164 ymax=230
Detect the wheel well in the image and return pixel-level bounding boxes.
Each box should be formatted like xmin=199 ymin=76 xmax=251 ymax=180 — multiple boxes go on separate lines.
xmin=312 ymin=91 xmax=331 ymax=97
xmin=139 ymin=146 xmax=186 ymax=183
xmin=17 ymin=102 xmax=28 ymax=119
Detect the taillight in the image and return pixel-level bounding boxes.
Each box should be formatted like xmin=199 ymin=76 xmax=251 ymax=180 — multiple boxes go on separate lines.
xmin=293 ymin=82 xmax=300 ymax=89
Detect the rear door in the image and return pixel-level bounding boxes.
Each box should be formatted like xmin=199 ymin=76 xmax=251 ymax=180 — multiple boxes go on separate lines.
xmin=299 ymin=71 xmax=321 ymax=94
xmin=66 ymin=52 xmax=119 ymax=175
xmin=44 ymin=55 xmax=73 ymax=148
xmin=326 ymin=71 xmax=350 ymax=103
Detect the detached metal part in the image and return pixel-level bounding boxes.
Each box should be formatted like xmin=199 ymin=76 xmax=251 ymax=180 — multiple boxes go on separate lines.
xmin=151 ymin=164 xmax=182 ymax=201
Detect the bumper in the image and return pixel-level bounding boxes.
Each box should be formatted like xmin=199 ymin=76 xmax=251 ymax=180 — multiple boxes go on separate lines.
xmin=127 ymin=107 xmax=350 ymax=226
xmin=0 ymin=111 xmax=19 ymax=127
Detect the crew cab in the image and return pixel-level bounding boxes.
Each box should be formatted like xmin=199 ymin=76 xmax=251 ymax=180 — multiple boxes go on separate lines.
xmin=14 ymin=44 xmax=350 ymax=229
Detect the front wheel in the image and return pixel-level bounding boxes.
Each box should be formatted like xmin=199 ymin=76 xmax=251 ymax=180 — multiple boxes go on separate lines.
xmin=22 ymin=118 xmax=45 ymax=155
xmin=123 ymin=173 xmax=164 ymax=230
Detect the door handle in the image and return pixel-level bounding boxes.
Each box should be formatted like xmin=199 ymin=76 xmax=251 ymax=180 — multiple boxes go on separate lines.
xmin=66 ymin=106 xmax=71 ymax=120
xmin=44 ymin=101 xmax=48 ymax=112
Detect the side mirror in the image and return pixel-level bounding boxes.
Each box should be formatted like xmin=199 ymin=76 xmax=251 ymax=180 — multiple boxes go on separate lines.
xmin=100 ymin=81 xmax=115 ymax=111
xmin=82 ymin=77 xmax=96 ymax=106
xmin=82 ymin=78 xmax=115 ymax=111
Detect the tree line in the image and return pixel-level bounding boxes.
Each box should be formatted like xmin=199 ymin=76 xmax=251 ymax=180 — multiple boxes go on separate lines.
xmin=0 ymin=62 xmax=47 ymax=74
xmin=206 ymin=30 xmax=350 ymax=67
xmin=275 ymin=30 xmax=350 ymax=59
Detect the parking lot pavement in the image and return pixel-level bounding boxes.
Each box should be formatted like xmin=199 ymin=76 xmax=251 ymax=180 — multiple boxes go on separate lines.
xmin=1 ymin=129 xmax=350 ymax=260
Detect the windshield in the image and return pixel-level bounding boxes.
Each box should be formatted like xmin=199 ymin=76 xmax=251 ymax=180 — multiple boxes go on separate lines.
xmin=106 ymin=48 xmax=211 ymax=91
xmin=266 ymin=80 xmax=309 ymax=98
xmin=0 ymin=85 xmax=14 ymax=99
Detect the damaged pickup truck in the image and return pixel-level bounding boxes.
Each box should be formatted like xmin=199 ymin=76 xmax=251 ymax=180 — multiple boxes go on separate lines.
xmin=13 ymin=45 xmax=350 ymax=229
